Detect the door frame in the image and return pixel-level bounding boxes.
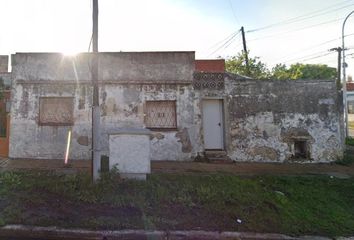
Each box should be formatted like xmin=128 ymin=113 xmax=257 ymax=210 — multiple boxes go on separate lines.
xmin=201 ymin=98 xmax=225 ymax=150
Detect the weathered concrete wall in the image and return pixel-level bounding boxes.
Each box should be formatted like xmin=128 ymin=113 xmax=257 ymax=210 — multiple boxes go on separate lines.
xmin=0 ymin=55 xmax=8 ymax=73
xmin=12 ymin=52 xmax=194 ymax=82
xmin=9 ymin=52 xmax=197 ymax=160
xmin=99 ymin=84 xmax=196 ymax=161
xmin=0 ymin=72 xmax=12 ymax=88
xmin=223 ymin=75 xmax=343 ymax=162
xmin=9 ymin=83 xmax=92 ymax=159
xmin=9 ymin=52 xmax=343 ymax=163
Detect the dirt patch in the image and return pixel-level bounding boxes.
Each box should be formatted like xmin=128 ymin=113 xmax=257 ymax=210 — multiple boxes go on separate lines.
xmin=18 ymin=190 xmax=143 ymax=229
xmin=151 ymin=161 xmax=354 ymax=176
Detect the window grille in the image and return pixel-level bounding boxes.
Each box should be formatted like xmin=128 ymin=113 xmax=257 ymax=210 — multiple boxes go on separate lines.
xmin=145 ymin=101 xmax=177 ymax=129
xmin=39 ymin=97 xmax=74 ymax=126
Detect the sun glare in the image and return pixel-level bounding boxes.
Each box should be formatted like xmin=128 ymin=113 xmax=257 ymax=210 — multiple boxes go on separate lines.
xmin=61 ymin=48 xmax=80 ymax=56
xmin=62 ymin=51 xmax=79 ymax=57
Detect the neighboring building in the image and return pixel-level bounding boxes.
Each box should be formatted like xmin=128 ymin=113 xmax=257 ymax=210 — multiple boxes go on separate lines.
xmin=347 ymin=82 xmax=354 ymax=114
xmin=1 ymin=52 xmax=344 ymax=163
xmin=0 ymin=55 xmax=11 ymax=157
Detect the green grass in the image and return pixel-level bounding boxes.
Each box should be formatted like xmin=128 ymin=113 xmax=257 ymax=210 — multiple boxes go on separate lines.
xmin=335 ymin=154 xmax=354 ymax=166
xmin=0 ymin=171 xmax=354 ymax=237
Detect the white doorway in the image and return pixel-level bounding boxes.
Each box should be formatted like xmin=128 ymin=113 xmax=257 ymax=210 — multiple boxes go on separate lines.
xmin=202 ymin=99 xmax=224 ymax=150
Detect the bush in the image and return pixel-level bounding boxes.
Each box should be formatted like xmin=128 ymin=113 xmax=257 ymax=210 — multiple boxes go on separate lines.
xmin=345 ymin=137 xmax=354 ymax=146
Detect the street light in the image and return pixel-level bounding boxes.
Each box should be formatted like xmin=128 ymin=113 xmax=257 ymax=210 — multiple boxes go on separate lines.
xmin=342 ymin=10 xmax=354 ymax=138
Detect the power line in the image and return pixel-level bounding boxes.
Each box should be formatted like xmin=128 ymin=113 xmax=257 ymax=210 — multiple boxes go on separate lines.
xmin=283 ymin=48 xmax=354 ymax=64
xmin=227 ymin=0 xmax=241 ymax=26
xmin=208 ymin=30 xmax=241 ymax=57
xmin=296 ymin=52 xmax=333 ymax=63
xmin=248 ymin=17 xmax=343 ymax=42
xmin=247 ymin=0 xmax=354 ymax=33
xmin=270 ymin=33 xmax=354 ymax=64
xmin=208 ymin=30 xmax=239 ymax=50
xmin=282 ymin=50 xmax=332 ymax=63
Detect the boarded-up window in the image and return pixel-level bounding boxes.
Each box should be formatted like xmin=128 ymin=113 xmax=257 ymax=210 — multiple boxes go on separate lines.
xmin=39 ymin=97 xmax=74 ymax=126
xmin=145 ymin=101 xmax=177 ymax=129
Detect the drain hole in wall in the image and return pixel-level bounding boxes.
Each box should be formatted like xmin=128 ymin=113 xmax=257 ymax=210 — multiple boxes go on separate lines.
xmin=294 ymin=140 xmax=308 ymax=159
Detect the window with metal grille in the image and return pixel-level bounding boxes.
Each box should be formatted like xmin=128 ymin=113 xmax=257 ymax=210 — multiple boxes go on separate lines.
xmin=145 ymin=100 xmax=177 ymax=129
xmin=39 ymin=97 xmax=74 ymax=126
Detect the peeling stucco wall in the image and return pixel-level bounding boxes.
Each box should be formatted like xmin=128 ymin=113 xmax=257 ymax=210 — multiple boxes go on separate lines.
xmin=99 ymin=83 xmax=196 ymax=161
xmin=8 ymin=52 xmax=343 ymax=163
xmin=223 ymin=75 xmax=344 ymax=162
xmin=9 ymin=52 xmax=197 ymax=160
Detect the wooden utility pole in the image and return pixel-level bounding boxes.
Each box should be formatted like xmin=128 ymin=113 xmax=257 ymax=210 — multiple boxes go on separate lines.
xmin=92 ymin=0 xmax=100 ymax=181
xmin=330 ymin=47 xmax=342 ymax=90
xmin=241 ymin=26 xmax=250 ymax=75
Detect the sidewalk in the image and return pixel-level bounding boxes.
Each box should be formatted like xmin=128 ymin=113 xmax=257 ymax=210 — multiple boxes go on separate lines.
xmin=1 ymin=158 xmax=353 ymax=178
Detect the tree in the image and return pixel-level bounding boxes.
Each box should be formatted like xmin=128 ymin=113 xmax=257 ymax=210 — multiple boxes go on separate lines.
xmin=225 ymin=51 xmax=270 ymax=79
xmin=226 ymin=52 xmax=337 ymax=80
xmin=290 ymin=63 xmax=336 ymax=80
xmin=271 ymin=64 xmax=291 ymax=80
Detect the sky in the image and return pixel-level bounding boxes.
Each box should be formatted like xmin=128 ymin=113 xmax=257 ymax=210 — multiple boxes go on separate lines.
xmin=1 ymin=0 xmax=354 ymax=76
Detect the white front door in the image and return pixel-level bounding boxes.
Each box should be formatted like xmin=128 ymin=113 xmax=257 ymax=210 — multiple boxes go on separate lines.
xmin=202 ymin=99 xmax=224 ymax=149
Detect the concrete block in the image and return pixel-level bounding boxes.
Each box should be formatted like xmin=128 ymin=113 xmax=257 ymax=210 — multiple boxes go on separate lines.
xmin=109 ymin=128 xmax=151 ymax=180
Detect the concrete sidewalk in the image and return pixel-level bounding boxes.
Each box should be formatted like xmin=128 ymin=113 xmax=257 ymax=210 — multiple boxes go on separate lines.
xmin=0 ymin=158 xmax=353 ymax=178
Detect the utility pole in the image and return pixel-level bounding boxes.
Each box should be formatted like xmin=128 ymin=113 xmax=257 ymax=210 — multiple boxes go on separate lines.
xmin=342 ymin=10 xmax=354 ymax=139
xmin=241 ymin=26 xmax=250 ymax=75
xmin=92 ymin=0 xmax=101 ymax=181
xmin=330 ymin=47 xmax=342 ymax=90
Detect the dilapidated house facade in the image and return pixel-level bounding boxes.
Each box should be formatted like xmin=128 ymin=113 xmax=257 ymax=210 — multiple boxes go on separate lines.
xmin=6 ymin=52 xmax=343 ymax=163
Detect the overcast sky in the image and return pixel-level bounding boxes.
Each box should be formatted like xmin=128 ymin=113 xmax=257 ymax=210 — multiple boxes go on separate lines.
xmin=1 ymin=0 xmax=354 ymax=76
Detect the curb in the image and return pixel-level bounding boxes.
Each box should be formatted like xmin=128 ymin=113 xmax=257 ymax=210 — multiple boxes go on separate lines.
xmin=1 ymin=225 xmax=353 ymax=240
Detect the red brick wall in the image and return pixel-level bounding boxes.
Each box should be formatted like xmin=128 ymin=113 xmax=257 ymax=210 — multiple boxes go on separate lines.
xmin=347 ymin=82 xmax=354 ymax=91
xmin=195 ymin=59 xmax=225 ymax=72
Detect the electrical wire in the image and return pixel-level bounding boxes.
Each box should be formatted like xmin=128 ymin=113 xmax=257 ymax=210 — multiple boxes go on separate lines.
xmin=248 ymin=17 xmax=343 ymax=42
xmin=270 ymin=33 xmax=354 ymax=64
xmin=208 ymin=30 xmax=240 ymax=50
xmin=299 ymin=52 xmax=333 ymax=62
xmin=227 ymin=0 xmax=241 ymax=26
xmin=207 ymin=30 xmax=241 ymax=57
xmin=247 ymin=0 xmax=354 ymax=33
xmin=282 ymin=50 xmax=333 ymax=63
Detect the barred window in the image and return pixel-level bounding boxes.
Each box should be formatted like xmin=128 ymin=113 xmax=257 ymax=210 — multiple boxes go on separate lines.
xmin=39 ymin=97 xmax=74 ymax=126
xmin=145 ymin=100 xmax=177 ymax=129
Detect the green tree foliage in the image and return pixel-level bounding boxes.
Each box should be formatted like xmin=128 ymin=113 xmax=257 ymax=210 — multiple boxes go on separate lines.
xmin=226 ymin=52 xmax=337 ymax=80
xmin=225 ymin=52 xmax=270 ymax=79
xmin=272 ymin=63 xmax=337 ymax=80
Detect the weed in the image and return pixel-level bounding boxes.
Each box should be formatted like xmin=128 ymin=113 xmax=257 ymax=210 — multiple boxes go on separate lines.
xmin=335 ymin=154 xmax=354 ymax=166
xmin=0 ymin=172 xmax=21 ymax=189
xmin=0 ymin=172 xmax=354 ymax=236
xmin=345 ymin=137 xmax=354 ymax=146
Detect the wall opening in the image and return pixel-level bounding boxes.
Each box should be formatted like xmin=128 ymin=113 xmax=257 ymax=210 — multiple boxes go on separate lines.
xmin=294 ymin=140 xmax=308 ymax=159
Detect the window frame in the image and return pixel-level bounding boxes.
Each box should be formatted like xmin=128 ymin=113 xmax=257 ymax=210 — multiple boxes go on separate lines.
xmin=145 ymin=100 xmax=177 ymax=131
xmin=39 ymin=97 xmax=74 ymax=126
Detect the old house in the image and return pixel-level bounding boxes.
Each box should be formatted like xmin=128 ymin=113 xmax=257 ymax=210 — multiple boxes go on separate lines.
xmin=0 ymin=55 xmax=11 ymax=158
xmin=1 ymin=51 xmax=344 ymax=163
